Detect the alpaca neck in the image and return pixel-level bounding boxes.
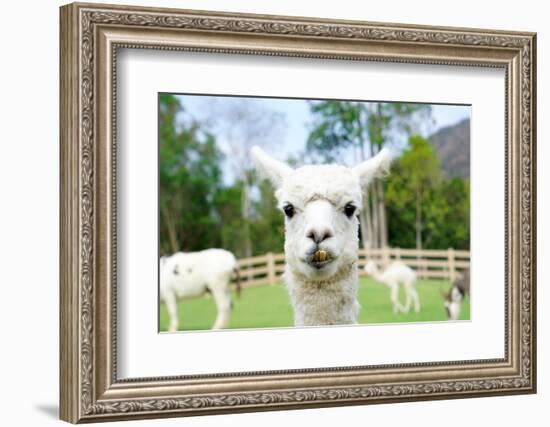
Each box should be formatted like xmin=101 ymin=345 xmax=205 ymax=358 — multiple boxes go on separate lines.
xmin=371 ymin=266 xmax=384 ymax=283
xmin=284 ymin=262 xmax=359 ymax=326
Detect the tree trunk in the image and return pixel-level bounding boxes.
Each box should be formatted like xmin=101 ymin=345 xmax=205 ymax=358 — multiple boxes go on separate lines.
xmin=377 ymin=180 xmax=388 ymax=248
xmin=161 ymin=202 xmax=179 ymax=254
xmin=371 ymin=185 xmax=379 ymax=248
xmin=357 ymin=110 xmax=372 ymax=249
xmin=360 ymin=188 xmax=373 ymax=249
xmin=241 ymin=180 xmax=253 ymax=258
xmin=367 ymin=139 xmax=381 ymax=249
xmin=415 ymin=185 xmax=422 ymax=252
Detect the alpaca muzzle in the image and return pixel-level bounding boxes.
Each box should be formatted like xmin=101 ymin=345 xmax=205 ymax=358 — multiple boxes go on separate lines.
xmin=305 ymin=249 xmax=335 ymax=270
xmin=312 ymin=250 xmax=329 ymax=262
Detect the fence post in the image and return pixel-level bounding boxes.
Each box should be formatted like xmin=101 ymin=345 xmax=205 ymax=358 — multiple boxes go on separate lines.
xmin=266 ymin=252 xmax=276 ymax=285
xmin=382 ymin=246 xmax=390 ymax=268
xmin=359 ymin=248 xmax=372 ymax=263
xmin=395 ymin=247 xmax=401 ymax=260
xmin=447 ymin=248 xmax=456 ymax=283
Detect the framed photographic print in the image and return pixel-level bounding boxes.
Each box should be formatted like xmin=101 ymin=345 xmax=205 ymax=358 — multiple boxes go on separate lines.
xmin=59 ymin=2 xmax=537 ymax=423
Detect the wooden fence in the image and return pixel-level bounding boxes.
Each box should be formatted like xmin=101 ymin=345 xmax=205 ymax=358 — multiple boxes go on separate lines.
xmin=236 ymin=247 xmax=470 ymax=288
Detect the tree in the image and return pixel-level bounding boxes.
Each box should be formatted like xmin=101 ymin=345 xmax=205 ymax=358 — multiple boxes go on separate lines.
xmin=249 ymin=176 xmax=285 ymax=255
xmin=203 ymin=98 xmax=285 ymax=258
xmin=307 ymin=101 xmax=431 ymax=249
xmin=424 ymin=177 xmax=470 ymax=250
xmin=211 ymin=171 xmax=285 ymax=258
xmin=386 ymin=135 xmax=441 ymax=251
xmin=159 ymin=94 xmax=224 ymax=255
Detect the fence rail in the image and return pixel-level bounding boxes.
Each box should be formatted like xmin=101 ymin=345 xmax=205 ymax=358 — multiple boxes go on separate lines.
xmin=236 ymin=247 xmax=470 ymax=288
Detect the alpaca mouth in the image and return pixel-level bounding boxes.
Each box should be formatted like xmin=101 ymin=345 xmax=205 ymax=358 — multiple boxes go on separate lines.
xmin=308 ymin=250 xmax=334 ymax=269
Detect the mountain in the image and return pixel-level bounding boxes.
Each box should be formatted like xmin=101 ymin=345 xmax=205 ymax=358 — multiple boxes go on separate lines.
xmin=429 ymin=118 xmax=470 ymax=179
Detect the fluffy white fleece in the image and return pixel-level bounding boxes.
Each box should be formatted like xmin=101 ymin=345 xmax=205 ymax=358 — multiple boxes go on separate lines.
xmin=285 ymin=261 xmax=359 ymax=326
xmin=160 ymin=249 xmax=239 ymax=331
xmin=365 ymin=260 xmax=420 ymax=314
xmin=252 ymin=146 xmax=391 ymax=326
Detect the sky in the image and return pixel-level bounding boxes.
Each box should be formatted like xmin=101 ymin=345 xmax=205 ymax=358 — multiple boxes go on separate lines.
xmin=172 ymin=94 xmax=470 ymax=181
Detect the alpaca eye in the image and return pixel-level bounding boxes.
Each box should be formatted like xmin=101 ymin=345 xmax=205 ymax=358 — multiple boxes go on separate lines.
xmin=283 ymin=204 xmax=295 ymax=219
xmin=344 ymin=203 xmax=356 ymax=218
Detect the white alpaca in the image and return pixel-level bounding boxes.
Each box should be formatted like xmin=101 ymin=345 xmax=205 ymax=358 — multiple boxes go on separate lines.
xmin=364 ymin=260 xmax=420 ymax=314
xmin=160 ymin=249 xmax=241 ymax=331
xmin=251 ymin=146 xmax=391 ymax=326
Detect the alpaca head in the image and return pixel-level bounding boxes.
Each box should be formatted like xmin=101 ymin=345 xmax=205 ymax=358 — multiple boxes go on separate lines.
xmin=442 ymin=287 xmax=463 ymax=320
xmin=442 ymin=269 xmax=468 ymax=320
xmin=364 ymin=260 xmax=378 ymax=276
xmin=251 ymin=146 xmax=391 ymax=281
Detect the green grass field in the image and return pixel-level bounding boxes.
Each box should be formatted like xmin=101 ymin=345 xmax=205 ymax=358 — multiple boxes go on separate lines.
xmin=159 ymin=277 xmax=470 ymax=331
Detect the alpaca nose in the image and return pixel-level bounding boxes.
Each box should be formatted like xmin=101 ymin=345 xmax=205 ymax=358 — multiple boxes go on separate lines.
xmin=306 ymin=226 xmax=334 ymax=244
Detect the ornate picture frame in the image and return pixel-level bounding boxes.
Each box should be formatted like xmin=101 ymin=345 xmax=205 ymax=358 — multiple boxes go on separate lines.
xmin=60 ymin=2 xmax=536 ymax=423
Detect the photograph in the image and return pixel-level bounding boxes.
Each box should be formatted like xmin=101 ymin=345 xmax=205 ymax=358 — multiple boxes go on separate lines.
xmin=158 ymin=94 xmax=471 ymax=332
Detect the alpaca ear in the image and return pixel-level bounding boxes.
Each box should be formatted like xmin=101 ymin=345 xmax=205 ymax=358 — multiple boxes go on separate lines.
xmin=250 ymin=145 xmax=292 ymax=189
xmin=353 ymin=147 xmax=393 ymax=191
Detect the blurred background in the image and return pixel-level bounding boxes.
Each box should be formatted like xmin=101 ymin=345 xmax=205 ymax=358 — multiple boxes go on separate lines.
xmin=158 ymin=94 xmax=471 ymax=330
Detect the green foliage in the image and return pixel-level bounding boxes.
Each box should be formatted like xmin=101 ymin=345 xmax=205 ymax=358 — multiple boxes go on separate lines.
xmin=307 ymin=101 xmax=431 ymax=162
xmin=213 ymin=182 xmax=246 ymax=256
xmin=249 ymin=179 xmax=285 ymax=255
xmin=159 ymin=94 xmax=223 ymax=254
xmin=307 ymin=101 xmax=365 ymax=162
xmin=159 ymin=94 xmax=468 ymax=257
xmin=159 ymin=94 xmax=285 ymax=257
xmin=385 ymin=160 xmax=418 ymax=249
xmin=208 ymin=178 xmax=285 ymax=257
xmin=399 ymin=134 xmax=441 ymax=192
xmin=424 ymin=178 xmax=470 ymax=249
xmin=386 ymin=135 xmax=469 ymax=250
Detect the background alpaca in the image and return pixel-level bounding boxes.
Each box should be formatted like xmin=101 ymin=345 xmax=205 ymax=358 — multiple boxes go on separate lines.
xmin=364 ymin=260 xmax=421 ymax=314
xmin=443 ymin=268 xmax=470 ymax=320
xmin=251 ymin=145 xmax=391 ymax=326
xmin=160 ymin=249 xmax=241 ymax=331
